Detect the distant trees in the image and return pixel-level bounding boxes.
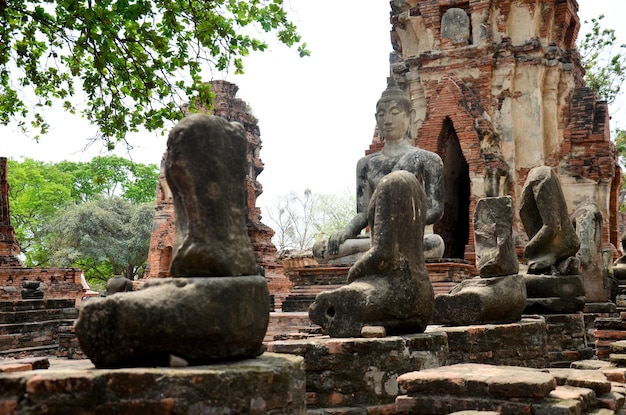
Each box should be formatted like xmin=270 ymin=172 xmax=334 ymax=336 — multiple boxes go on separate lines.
xmin=578 ymin=14 xmax=626 ymax=104
xmin=265 ymin=189 xmax=356 ymax=251
xmin=45 ymin=197 xmax=154 ymax=288
xmin=7 ymin=156 xmax=159 ymax=288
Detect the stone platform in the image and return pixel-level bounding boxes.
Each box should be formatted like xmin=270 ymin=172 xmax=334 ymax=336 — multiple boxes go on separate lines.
xmin=0 ymin=352 xmax=305 ymax=414
xmin=397 ymin=363 xmax=623 ymax=414
xmin=266 ymin=332 xmax=448 ymax=410
xmin=426 ymin=317 xmax=550 ymax=368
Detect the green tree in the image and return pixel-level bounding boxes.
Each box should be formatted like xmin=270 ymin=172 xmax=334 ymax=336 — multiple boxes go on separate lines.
xmin=7 ymin=158 xmax=75 ymax=263
xmin=578 ymin=14 xmax=626 ymax=104
xmin=56 ymin=155 xmax=159 ymax=203
xmin=1 ymin=1 xmax=308 ymax=145
xmin=7 ymin=156 xmax=159 ymax=265
xmin=46 ymin=197 xmax=154 ymax=284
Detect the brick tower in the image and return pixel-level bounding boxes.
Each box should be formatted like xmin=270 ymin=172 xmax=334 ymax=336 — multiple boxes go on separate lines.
xmin=0 ymin=157 xmax=21 ymax=267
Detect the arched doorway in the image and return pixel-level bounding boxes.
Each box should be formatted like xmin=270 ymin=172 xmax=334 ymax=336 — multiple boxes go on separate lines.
xmin=434 ymin=118 xmax=470 ymax=259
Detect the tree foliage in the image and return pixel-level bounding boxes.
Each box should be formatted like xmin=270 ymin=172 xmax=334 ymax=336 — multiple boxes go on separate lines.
xmin=578 ymin=14 xmax=626 ymax=104
xmin=0 ymin=0 xmax=308 ymax=145
xmin=265 ymin=189 xmax=356 ymax=251
xmin=7 ymin=156 xmax=159 ymax=266
xmin=45 ymin=197 xmax=154 ymax=282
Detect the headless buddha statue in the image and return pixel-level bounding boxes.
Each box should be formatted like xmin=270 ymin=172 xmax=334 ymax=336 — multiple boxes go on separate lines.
xmin=313 ymin=81 xmax=445 ymax=264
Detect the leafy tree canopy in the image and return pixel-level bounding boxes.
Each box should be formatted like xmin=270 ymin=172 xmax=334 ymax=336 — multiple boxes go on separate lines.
xmin=578 ymin=14 xmax=626 ymax=104
xmin=46 ymin=197 xmax=154 ymax=282
xmin=7 ymin=156 xmax=159 ymax=266
xmin=0 ymin=0 xmax=308 ymax=146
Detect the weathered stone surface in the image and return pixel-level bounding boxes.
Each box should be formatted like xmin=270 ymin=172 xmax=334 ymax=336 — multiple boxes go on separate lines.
xmin=0 ymin=353 xmax=306 ymax=414
xmin=571 ymin=203 xmax=611 ymax=302
xmin=76 ymin=114 xmax=271 ymax=367
xmin=105 ymin=275 xmax=133 ymax=296
xmin=398 ymin=364 xmax=556 ymax=398
xmin=433 ymin=274 xmax=526 ymax=325
xmin=76 ymin=276 xmax=269 ymax=368
xmin=474 ymin=196 xmax=519 ymax=277
xmin=523 ymin=273 xmax=586 ymax=314
xmin=525 ymin=296 xmax=586 ymax=314
xmin=309 ymin=170 xmax=434 ymax=337
xmin=266 ymin=332 xmax=447 ymax=408
xmin=548 ymin=368 xmax=612 ymax=395
xmin=524 ymin=274 xmax=584 ymax=297
xmin=520 ymin=166 xmax=580 ymax=274
xmin=611 ymin=340 xmax=626 ymax=353
xmin=165 ymin=113 xmax=257 ymax=277
xmin=441 ymin=8 xmax=470 ymax=45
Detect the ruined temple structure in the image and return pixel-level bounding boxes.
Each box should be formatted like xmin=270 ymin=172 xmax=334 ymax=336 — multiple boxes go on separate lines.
xmin=387 ymin=0 xmax=620 ymax=262
xmin=0 ymin=158 xmax=21 ymax=268
xmin=144 ymin=81 xmax=287 ymax=299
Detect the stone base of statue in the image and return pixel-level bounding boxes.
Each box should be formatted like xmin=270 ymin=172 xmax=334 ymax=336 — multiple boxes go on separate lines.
xmin=523 ymin=274 xmax=585 ymax=314
xmin=0 ymin=353 xmax=305 ymax=414
xmin=266 ymin=332 xmax=447 ymax=410
xmin=432 ymin=274 xmax=527 ymax=326
xmin=309 ymin=171 xmax=435 ymax=338
xmin=308 ymin=273 xmax=434 ymax=337
xmin=75 ymin=276 xmax=269 ymax=368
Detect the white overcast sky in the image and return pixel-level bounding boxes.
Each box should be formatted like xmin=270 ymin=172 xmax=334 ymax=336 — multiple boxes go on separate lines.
xmin=2 ymin=0 xmax=626 ymax=208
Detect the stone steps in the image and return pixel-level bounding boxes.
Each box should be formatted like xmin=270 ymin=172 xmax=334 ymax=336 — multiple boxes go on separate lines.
xmin=397 ymin=364 xmax=624 ymax=415
xmin=0 ymin=298 xmax=76 ymax=312
xmin=0 ymin=307 xmax=78 ymax=324
xmin=0 ymin=344 xmax=58 ymax=357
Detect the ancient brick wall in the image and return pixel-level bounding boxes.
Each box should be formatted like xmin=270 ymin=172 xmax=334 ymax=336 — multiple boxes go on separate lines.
xmin=144 ymin=81 xmax=283 ymax=285
xmin=385 ymin=0 xmax=620 ymax=262
xmin=0 ymin=268 xmax=83 ymax=302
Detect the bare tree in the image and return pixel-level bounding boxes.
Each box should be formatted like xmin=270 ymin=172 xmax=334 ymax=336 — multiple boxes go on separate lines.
xmin=265 ymin=189 xmax=355 ymax=250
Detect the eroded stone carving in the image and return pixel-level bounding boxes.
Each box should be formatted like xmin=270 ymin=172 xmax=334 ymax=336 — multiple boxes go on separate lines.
xmin=105 ymin=275 xmax=133 ymax=296
xmin=571 ymin=203 xmax=610 ymax=302
xmin=309 ymin=170 xmax=434 ymax=337
xmin=75 ymin=114 xmax=269 ymax=368
xmin=520 ymin=166 xmax=580 ymax=274
xmin=441 ymin=8 xmax=470 ymax=45
xmin=433 ymin=274 xmax=526 ymax=325
xmin=474 ymin=196 xmax=519 ymax=277
xmin=433 ymin=196 xmax=526 ymax=326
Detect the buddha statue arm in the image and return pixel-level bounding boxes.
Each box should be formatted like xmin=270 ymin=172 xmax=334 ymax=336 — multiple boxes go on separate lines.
xmin=327 ymin=157 xmax=371 ymax=255
xmin=423 ymin=154 xmax=444 ymax=225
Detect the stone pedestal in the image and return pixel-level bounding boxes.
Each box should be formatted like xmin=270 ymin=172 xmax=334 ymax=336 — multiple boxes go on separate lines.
xmin=266 ymin=333 xmax=447 ymax=410
xmin=0 ymin=353 xmax=305 ymax=414
xmin=426 ymin=318 xmax=550 ymax=368
xmin=523 ymin=274 xmax=585 ymax=314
